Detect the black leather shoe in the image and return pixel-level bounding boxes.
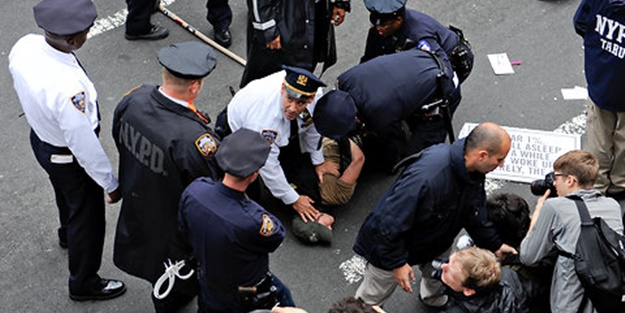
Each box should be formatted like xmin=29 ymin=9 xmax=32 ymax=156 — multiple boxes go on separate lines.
xmin=125 ymin=25 xmax=169 ymax=41
xmin=214 ymin=28 xmax=232 ymax=48
xmin=69 ymin=279 xmax=126 ymax=301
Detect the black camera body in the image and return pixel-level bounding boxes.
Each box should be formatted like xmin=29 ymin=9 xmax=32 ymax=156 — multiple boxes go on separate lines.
xmin=430 ymin=259 xmax=448 ymax=281
xmin=530 ymin=172 xmax=558 ymax=197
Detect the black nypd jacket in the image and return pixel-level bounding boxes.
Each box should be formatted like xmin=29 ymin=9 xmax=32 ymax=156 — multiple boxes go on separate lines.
xmin=112 ymin=85 xmax=222 ymax=283
xmin=353 ymin=139 xmax=502 ymax=270
xmin=246 ymin=0 xmax=350 ymax=70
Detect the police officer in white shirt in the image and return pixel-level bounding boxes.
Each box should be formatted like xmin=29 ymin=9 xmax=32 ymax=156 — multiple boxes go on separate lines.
xmin=8 ymin=0 xmax=125 ymax=301
xmin=226 ymin=66 xmax=339 ymax=224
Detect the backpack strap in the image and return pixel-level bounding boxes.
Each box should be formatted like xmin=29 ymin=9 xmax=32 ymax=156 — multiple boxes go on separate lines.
xmin=557 ymin=195 xmax=592 ymax=261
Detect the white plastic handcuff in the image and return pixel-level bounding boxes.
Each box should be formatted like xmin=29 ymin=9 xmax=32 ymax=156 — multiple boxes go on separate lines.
xmin=153 ymin=259 xmax=194 ymax=299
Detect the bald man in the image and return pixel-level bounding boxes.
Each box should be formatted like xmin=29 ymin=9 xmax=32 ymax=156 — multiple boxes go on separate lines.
xmin=353 ymin=122 xmax=516 ymax=308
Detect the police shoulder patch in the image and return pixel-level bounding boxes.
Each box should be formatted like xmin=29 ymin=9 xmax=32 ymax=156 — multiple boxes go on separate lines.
xmin=195 ymin=133 xmax=217 ymax=157
xmin=259 ymin=214 xmax=275 ymax=237
xmin=70 ymin=91 xmax=87 ymax=113
xmin=417 ymin=40 xmax=432 ymax=52
xmin=261 ymin=129 xmax=278 ymax=145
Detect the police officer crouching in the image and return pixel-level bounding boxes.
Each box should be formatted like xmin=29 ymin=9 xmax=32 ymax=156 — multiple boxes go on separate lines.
xmin=179 ymin=128 xmax=295 ymax=312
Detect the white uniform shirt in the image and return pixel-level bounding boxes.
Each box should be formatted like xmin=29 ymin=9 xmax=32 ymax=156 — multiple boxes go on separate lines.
xmin=9 ymin=34 xmax=118 ymax=193
xmin=227 ymin=71 xmax=324 ymax=205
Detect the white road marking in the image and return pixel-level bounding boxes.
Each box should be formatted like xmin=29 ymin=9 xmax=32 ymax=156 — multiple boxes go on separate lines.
xmin=88 ymin=0 xmax=177 ymax=39
xmin=339 ymin=113 xmax=587 ymax=283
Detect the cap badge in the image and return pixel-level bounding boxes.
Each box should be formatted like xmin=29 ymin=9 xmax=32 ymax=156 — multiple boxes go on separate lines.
xmin=296 ymin=74 xmax=308 ymax=87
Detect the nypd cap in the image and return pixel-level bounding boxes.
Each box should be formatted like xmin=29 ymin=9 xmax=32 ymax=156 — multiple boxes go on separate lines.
xmin=291 ymin=217 xmax=333 ymax=244
xmin=283 ymin=66 xmax=326 ymax=99
xmin=34 ymin=0 xmax=97 ymax=36
xmin=364 ymin=0 xmax=407 ymax=25
xmin=216 ymin=128 xmax=271 ymax=178
xmin=313 ymin=90 xmax=358 ymax=140
xmin=158 ymin=42 xmax=217 ymax=80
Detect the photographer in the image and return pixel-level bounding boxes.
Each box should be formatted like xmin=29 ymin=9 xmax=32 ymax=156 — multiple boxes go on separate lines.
xmin=520 ymin=150 xmax=623 ymax=313
xmin=437 ymin=247 xmax=530 ymax=313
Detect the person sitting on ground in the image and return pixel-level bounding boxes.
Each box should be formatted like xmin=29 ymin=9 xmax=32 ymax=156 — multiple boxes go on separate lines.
xmin=291 ymin=137 xmax=365 ymax=244
xmin=438 ymin=247 xmax=530 ymax=313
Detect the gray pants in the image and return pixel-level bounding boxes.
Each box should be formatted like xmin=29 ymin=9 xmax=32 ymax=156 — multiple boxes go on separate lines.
xmin=355 ymin=249 xmax=450 ymax=307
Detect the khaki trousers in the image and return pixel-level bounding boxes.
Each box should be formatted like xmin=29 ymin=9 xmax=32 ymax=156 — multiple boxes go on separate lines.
xmin=585 ymin=99 xmax=625 ymax=195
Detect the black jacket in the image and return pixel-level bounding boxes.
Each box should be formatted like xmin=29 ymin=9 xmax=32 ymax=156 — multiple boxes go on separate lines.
xmin=245 ymin=0 xmax=349 ymax=70
xmin=442 ymin=268 xmax=531 ymax=313
xmin=353 ymin=139 xmax=502 ymax=270
xmin=112 ymin=85 xmax=221 ymax=283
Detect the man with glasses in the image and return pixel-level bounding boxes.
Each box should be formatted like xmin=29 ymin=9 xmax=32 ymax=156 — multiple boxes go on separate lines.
xmin=520 ymin=150 xmax=624 ymax=313
xmin=226 ymin=66 xmax=338 ymax=228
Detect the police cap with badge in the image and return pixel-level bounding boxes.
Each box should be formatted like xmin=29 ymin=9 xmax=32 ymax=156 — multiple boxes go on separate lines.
xmin=216 ymin=128 xmax=271 ymax=178
xmin=34 ymin=0 xmax=97 ymax=36
xmin=365 ymin=0 xmax=406 ymax=25
xmin=313 ymin=90 xmax=359 ymax=140
xmin=282 ymin=66 xmax=327 ymax=100
xmin=158 ymin=41 xmax=217 ymax=79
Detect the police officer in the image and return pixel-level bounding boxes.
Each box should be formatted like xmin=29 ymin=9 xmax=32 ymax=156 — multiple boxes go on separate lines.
xmin=361 ymin=0 xmax=474 ymax=83
xmin=226 ymin=66 xmax=339 ymax=224
xmin=313 ymin=48 xmax=459 ymax=172
xmin=240 ymin=0 xmax=351 ymax=87
xmin=179 ymin=128 xmax=294 ymax=312
xmin=9 ymin=0 xmax=125 ymax=301
xmin=112 ymin=41 xmax=222 ymax=312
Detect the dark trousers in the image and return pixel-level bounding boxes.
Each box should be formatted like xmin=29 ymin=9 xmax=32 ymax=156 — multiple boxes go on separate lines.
xmin=29 ymin=130 xmax=105 ymax=294
xmin=197 ymin=273 xmax=294 ymax=313
xmin=125 ymin=0 xmax=156 ymax=35
xmin=151 ymin=269 xmax=200 ymax=313
xmin=206 ymin=0 xmax=232 ymax=32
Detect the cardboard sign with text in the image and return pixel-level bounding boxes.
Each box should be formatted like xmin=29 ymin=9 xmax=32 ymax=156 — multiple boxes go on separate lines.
xmin=458 ymin=123 xmax=581 ymax=183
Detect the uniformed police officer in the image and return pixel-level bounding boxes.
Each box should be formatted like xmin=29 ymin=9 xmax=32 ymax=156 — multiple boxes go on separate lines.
xmin=179 ymin=128 xmax=294 ymax=312
xmin=112 ymin=41 xmax=222 ymax=312
xmin=226 ymin=66 xmax=339 ymax=224
xmin=313 ymin=48 xmax=459 ymax=173
xmin=8 ymin=0 xmax=125 ymax=301
xmin=361 ymin=0 xmax=474 ymax=83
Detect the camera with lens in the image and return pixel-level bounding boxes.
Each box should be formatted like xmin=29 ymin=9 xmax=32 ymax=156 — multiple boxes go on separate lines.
xmin=430 ymin=258 xmax=448 ymax=281
xmin=530 ymin=172 xmax=557 ymax=197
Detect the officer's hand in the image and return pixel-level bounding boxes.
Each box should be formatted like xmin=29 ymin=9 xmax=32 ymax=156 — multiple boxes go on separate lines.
xmin=266 ymin=35 xmax=282 ymax=50
xmin=315 ymin=161 xmax=340 ymax=184
xmin=331 ymin=7 xmax=346 ymax=26
xmin=393 ymin=263 xmax=415 ymax=294
xmin=107 ymin=188 xmax=122 ymax=204
xmin=292 ymin=195 xmax=320 ymax=223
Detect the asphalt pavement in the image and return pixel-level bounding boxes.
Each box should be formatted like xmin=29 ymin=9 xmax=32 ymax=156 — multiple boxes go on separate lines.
xmin=0 ymin=0 xmax=586 ymax=312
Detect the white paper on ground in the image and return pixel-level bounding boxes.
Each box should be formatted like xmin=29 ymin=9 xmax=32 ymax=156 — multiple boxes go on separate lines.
xmin=487 ymin=53 xmax=515 ymax=75
xmin=561 ymin=86 xmax=588 ymax=100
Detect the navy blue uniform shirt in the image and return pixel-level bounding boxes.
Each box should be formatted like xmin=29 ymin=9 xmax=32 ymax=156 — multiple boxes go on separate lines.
xmin=179 ymin=177 xmax=286 ymax=290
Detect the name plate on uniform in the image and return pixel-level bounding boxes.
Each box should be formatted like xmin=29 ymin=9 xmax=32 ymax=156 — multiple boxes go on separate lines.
xmin=458 ymin=123 xmax=581 ymax=183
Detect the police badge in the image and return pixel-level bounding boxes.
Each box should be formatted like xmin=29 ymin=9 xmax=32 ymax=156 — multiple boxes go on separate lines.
xmin=195 ymin=133 xmax=217 ymax=157
xmin=261 ymin=129 xmax=278 ymax=145
xmin=71 ymin=91 xmax=87 ymax=113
